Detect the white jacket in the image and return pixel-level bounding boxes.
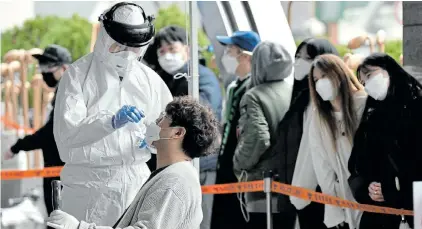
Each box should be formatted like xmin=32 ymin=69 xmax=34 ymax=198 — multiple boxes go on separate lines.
xmin=289 ymin=104 xmax=318 ymax=209
xmin=308 ymin=91 xmax=367 ymax=229
xmin=79 ymin=161 xmax=203 ymax=229
xmin=53 ymin=25 xmax=173 ymax=225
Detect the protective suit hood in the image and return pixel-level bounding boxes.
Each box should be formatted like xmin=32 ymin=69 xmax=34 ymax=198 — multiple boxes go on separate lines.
xmin=250 ymin=41 xmax=293 ymax=87
xmin=94 ymin=2 xmax=154 ymax=75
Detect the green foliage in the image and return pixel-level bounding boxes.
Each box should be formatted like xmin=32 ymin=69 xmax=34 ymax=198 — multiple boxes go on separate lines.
xmin=154 ymin=4 xmax=217 ymax=74
xmin=1 ymin=14 xmax=91 ymax=108
xmin=154 ymin=4 xmax=210 ymax=48
xmin=295 ymin=40 xmax=403 ymax=64
xmin=1 ymin=14 xmax=92 ymax=61
xmin=384 ymin=40 xmax=402 ymax=63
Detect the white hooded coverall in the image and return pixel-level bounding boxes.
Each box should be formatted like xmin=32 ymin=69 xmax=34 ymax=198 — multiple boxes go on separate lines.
xmin=53 ymin=5 xmax=173 ymax=226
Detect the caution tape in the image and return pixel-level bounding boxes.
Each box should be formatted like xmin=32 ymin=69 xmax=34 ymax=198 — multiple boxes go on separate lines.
xmin=201 ymin=181 xmax=414 ymax=216
xmin=0 ymin=166 xmax=414 ymax=216
xmin=201 ymin=180 xmax=264 ymax=194
xmin=1 ymin=116 xmax=35 ymax=133
xmin=271 ymin=181 xmax=413 ymax=216
xmin=1 ymin=166 xmax=62 ymax=180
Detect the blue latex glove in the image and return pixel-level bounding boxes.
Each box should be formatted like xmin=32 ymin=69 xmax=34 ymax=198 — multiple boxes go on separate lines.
xmin=112 ymin=105 xmax=145 ymax=129
xmin=139 ymin=139 xmax=147 ymax=149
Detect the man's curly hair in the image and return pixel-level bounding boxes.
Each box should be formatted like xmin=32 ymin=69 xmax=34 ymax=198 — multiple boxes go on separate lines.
xmin=165 ymin=96 xmax=220 ymax=158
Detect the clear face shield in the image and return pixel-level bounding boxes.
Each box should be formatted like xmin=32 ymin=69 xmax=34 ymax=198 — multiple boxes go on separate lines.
xmin=108 ymin=42 xmax=148 ymax=60
xmin=97 ymin=2 xmax=155 ymax=71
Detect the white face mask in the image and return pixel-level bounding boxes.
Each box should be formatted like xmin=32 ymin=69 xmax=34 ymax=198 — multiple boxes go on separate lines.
xmin=158 ymin=53 xmax=186 ymax=74
xmin=145 ymin=122 xmax=170 ymax=144
xmin=364 ymin=72 xmax=390 ymax=101
xmin=294 ymin=58 xmax=312 ymax=80
xmin=108 ymin=51 xmax=138 ymax=74
xmin=222 ymin=53 xmax=239 ymax=75
xmin=316 ymin=78 xmax=337 ymax=101
xmin=144 ymin=122 xmax=183 ymax=154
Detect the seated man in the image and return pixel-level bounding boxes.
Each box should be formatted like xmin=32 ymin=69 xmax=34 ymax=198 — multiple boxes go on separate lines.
xmin=47 ymin=96 xmax=220 ymax=229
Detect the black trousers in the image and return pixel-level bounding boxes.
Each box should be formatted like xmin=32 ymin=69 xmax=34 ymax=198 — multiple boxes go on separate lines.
xmin=43 ymin=176 xmax=60 ymax=217
xmin=359 ymin=212 xmax=403 ymax=229
xmin=296 ymin=201 xmax=328 ymax=229
xmin=44 ymin=176 xmax=61 ymax=229
xmin=246 ymin=211 xmax=296 ymax=229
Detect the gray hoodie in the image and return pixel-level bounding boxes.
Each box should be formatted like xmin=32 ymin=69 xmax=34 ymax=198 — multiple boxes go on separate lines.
xmin=233 ymin=41 xmax=293 ymax=213
xmin=250 ymin=41 xmax=293 ymax=88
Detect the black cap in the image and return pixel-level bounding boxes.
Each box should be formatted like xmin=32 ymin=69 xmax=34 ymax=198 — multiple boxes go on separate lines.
xmin=32 ymin=44 xmax=72 ymax=65
xmin=154 ymin=25 xmax=187 ymax=49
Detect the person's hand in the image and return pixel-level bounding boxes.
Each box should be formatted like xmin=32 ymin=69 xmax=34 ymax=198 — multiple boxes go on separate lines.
xmin=368 ymin=182 xmax=384 ymax=202
xmin=113 ymin=105 xmax=145 ymax=129
xmin=47 ymin=210 xmax=79 ymax=229
xmin=4 ymin=149 xmax=15 ymax=160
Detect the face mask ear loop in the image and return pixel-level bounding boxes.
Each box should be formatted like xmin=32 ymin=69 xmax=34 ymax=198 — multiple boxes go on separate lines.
xmin=173 ymin=73 xmax=191 ymax=80
xmin=237 ymin=170 xmax=250 ymax=222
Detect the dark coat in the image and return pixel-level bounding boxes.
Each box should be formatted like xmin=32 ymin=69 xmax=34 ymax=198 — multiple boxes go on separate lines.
xmin=10 ymin=87 xmax=64 ymax=167
xmin=348 ymin=84 xmax=422 ymax=229
xmin=211 ymin=77 xmax=250 ymax=229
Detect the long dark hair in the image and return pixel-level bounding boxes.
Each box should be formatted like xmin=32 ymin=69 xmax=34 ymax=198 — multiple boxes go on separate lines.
xmin=309 ymin=54 xmax=363 ymax=143
xmin=357 ymin=53 xmax=422 ymax=104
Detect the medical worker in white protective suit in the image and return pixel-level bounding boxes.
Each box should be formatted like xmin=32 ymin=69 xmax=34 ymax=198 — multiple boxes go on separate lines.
xmin=53 ymin=2 xmax=173 ymax=226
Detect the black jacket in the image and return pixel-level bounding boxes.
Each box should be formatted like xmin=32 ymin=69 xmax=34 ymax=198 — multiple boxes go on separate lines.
xmin=273 ymin=79 xmax=310 ymax=211
xmin=10 ymin=89 xmax=64 ymax=167
xmin=211 ymin=77 xmax=250 ymax=229
xmin=156 ymin=64 xmax=222 ymax=121
xmin=348 ymin=90 xmax=422 ymax=228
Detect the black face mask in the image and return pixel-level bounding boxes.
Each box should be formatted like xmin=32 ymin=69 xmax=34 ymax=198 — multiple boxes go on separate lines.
xmin=42 ymin=72 xmax=59 ymax=88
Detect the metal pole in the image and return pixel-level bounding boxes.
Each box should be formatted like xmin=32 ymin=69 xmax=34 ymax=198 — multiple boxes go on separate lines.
xmin=189 ymin=1 xmax=200 ymax=173
xmin=263 ymin=171 xmax=273 ymax=229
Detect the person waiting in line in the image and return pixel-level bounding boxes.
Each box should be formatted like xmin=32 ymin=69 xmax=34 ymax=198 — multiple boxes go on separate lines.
xmin=3 ymin=44 xmax=72 ymax=217
xmin=210 ymin=31 xmax=261 ymax=229
xmin=233 ymin=41 xmax=294 ymax=229
xmin=47 ymin=96 xmax=220 ymax=229
xmin=348 ymin=53 xmax=422 ymax=229
xmin=307 ymin=54 xmax=367 ymax=229
xmin=280 ymin=38 xmax=338 ymax=229
xmin=153 ymin=25 xmax=222 ymax=121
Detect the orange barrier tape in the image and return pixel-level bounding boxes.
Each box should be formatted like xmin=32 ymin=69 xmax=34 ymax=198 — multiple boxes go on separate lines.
xmin=1 ymin=116 xmax=35 ymax=133
xmin=201 ymin=181 xmax=414 ymax=216
xmin=1 ymin=166 xmax=62 ymax=180
xmin=0 ymin=166 xmax=414 ymax=216
xmin=271 ymin=181 xmax=413 ymax=216
xmin=201 ymin=180 xmax=264 ymax=194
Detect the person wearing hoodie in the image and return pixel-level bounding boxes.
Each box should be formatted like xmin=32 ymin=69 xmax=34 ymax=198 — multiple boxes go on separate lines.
xmin=276 ymin=38 xmax=338 ymax=229
xmin=233 ymin=41 xmax=294 ymax=229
